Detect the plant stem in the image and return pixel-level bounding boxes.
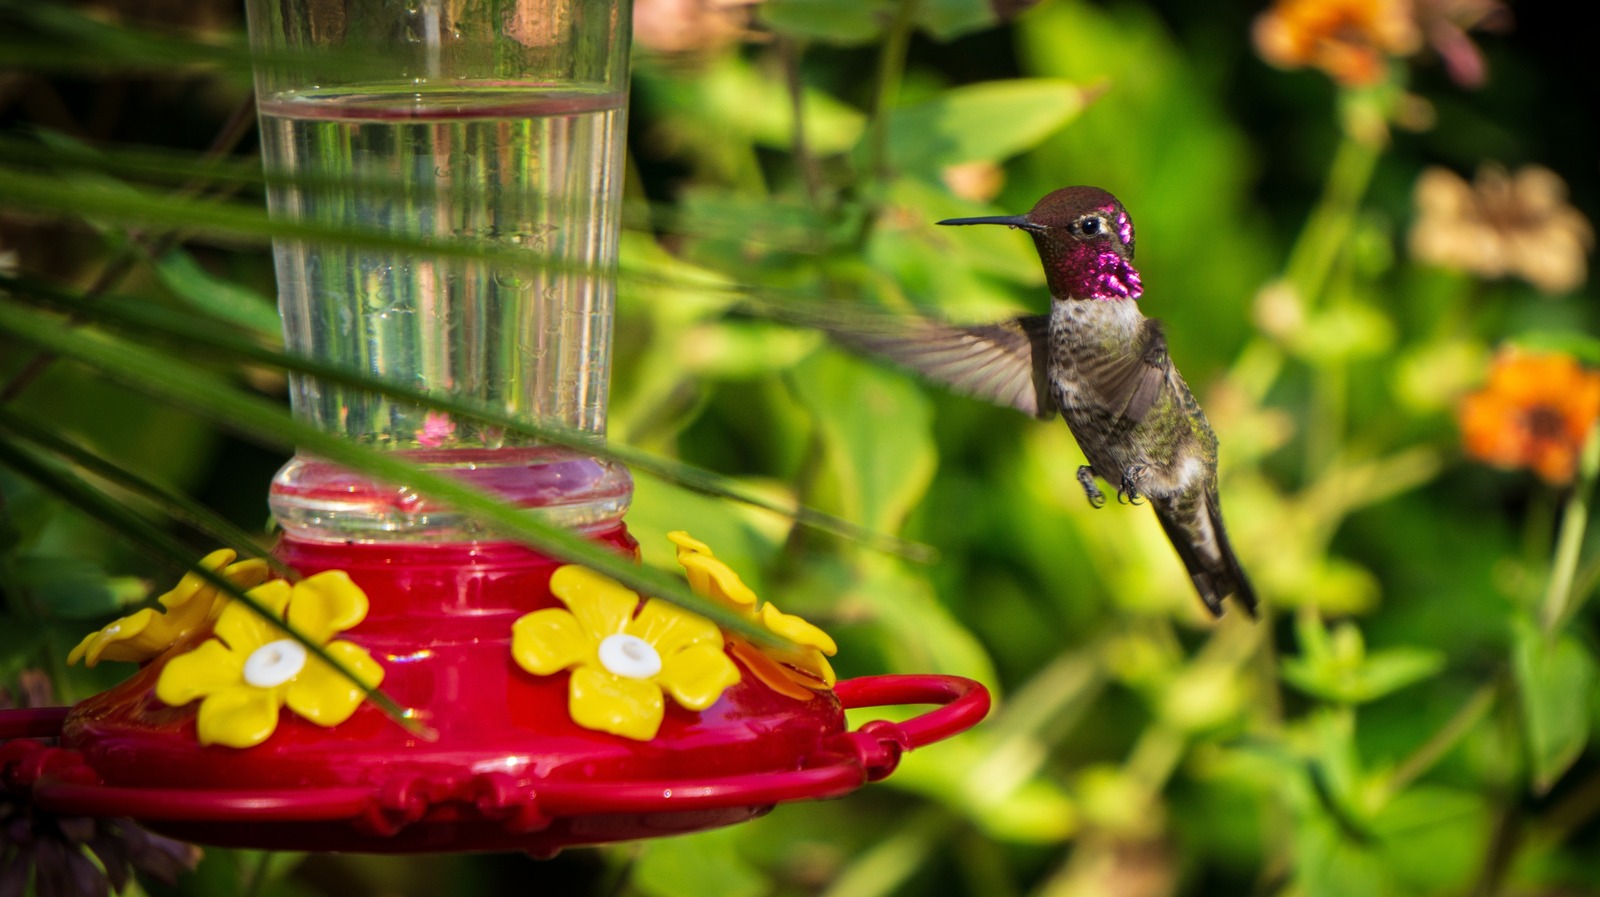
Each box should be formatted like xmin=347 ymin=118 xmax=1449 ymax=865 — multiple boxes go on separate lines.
xmin=0 ymin=93 xmax=257 ymax=403
xmin=1385 ymin=677 xmax=1500 ymax=796
xmin=1540 ymin=419 xmax=1600 ymax=633
xmin=1284 ymin=133 xmax=1380 ymax=301
xmin=1126 ymin=724 xmax=1186 ymax=792
xmin=821 ymin=807 xmax=954 ymax=897
xmin=780 ymin=36 xmax=822 ymax=207
xmin=241 ymin=850 xmax=275 ymax=897
xmin=1226 ymin=128 xmax=1381 ymax=407
xmin=865 ymin=0 xmax=921 ymax=191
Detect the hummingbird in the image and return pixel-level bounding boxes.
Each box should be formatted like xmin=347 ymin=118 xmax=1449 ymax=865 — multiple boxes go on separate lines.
xmin=838 ymin=186 xmax=1256 ymax=618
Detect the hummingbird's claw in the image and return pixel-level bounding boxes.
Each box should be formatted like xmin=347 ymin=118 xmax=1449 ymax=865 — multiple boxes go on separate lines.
xmin=1076 ymin=466 xmax=1106 ymax=509
xmin=1117 ymin=466 xmax=1148 ymax=505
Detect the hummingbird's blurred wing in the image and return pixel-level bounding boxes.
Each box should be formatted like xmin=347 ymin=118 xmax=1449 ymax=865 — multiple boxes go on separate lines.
xmin=1079 ymin=318 xmax=1171 ymax=425
xmin=832 ymin=314 xmax=1055 ymax=419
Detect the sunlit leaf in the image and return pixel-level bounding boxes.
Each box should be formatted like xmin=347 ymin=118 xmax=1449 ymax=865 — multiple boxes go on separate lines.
xmin=1282 ymin=618 xmax=1446 ymax=704
xmin=1372 ymin=787 xmax=1490 ymax=894
xmin=4 ymin=556 xmax=146 ymax=619
xmin=872 ymin=79 xmax=1099 ymax=181
xmin=634 ymin=829 xmax=769 ymax=897
xmin=1512 ymin=615 xmax=1595 ymax=793
xmin=758 ymin=0 xmax=891 ymax=44
xmin=1512 ymin=330 xmax=1600 ymax=366
xmin=149 ymin=248 xmax=281 ymax=337
xmin=917 ymin=0 xmax=1003 ymax=41
xmin=788 ymin=350 xmax=936 ymax=534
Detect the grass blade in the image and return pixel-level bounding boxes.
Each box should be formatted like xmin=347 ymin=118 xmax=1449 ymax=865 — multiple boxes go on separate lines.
xmin=0 ymin=298 xmax=775 ymax=643
xmin=2 ymin=276 xmax=932 ymax=562
xmin=0 ymin=404 xmax=297 ymax=582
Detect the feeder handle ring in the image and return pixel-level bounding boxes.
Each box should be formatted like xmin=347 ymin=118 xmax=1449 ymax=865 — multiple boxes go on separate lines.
xmin=0 ymin=707 xmax=70 ymax=740
xmin=833 ymin=674 xmax=991 ymax=750
xmin=2 ymin=676 xmax=990 ymax=822
xmin=538 ymin=675 xmax=990 ymax=813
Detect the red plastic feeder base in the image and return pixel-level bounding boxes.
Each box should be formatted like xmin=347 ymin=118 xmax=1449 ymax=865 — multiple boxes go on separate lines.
xmin=1 ymin=530 xmax=989 ymax=855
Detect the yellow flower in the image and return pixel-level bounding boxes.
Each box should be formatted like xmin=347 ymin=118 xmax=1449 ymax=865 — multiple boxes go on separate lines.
xmin=154 ymin=571 xmax=385 ymax=749
xmin=68 ymin=548 xmax=271 ymax=668
xmin=512 ymin=565 xmax=740 ymax=741
xmin=668 ymin=531 xmax=838 ymax=697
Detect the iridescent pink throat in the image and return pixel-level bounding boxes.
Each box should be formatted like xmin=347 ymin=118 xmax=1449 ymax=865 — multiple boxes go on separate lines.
xmin=1039 ymin=243 xmax=1144 ymax=301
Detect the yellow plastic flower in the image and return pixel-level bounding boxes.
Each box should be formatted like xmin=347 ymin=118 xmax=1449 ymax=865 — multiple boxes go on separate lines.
xmin=68 ymin=549 xmax=271 ymax=668
xmin=154 ymin=571 xmax=385 ymax=749
xmin=668 ymin=531 xmax=838 ymax=696
xmin=512 ymin=565 xmax=740 ymax=741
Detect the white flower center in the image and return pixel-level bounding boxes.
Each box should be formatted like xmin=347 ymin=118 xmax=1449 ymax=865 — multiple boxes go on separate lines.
xmin=597 ymin=634 xmax=662 ymax=680
xmin=243 ymin=638 xmax=308 ymax=688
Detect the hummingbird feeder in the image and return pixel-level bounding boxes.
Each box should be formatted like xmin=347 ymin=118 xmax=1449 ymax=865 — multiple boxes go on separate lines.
xmin=0 ymin=0 xmax=987 ymax=858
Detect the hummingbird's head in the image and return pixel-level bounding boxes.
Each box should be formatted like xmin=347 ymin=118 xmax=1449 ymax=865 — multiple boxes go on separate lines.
xmin=938 ymin=186 xmax=1142 ymax=302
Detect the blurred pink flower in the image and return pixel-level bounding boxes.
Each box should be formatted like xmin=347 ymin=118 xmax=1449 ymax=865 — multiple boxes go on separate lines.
xmin=1413 ymin=0 xmax=1511 ymax=88
xmin=633 ymin=0 xmax=758 ymax=54
xmin=417 ymin=411 xmax=456 ymax=448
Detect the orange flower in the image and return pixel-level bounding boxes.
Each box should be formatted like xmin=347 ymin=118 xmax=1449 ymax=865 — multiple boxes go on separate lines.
xmin=1459 ymin=351 xmax=1600 ymax=485
xmin=1253 ymin=0 xmax=1421 ymax=87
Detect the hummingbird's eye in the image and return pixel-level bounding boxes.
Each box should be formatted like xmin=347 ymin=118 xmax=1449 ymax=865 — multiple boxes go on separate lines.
xmin=1079 ymin=217 xmax=1101 ymax=235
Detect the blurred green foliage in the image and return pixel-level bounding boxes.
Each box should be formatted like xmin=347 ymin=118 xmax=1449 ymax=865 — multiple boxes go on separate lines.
xmin=5 ymin=0 xmax=1600 ymax=895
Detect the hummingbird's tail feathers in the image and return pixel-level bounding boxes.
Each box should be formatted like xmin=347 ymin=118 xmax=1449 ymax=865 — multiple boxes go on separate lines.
xmin=1152 ymin=491 xmax=1258 ymax=620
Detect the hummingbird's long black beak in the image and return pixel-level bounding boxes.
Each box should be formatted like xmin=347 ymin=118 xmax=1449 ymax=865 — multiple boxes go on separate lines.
xmin=935 ymin=214 xmax=1042 ymax=232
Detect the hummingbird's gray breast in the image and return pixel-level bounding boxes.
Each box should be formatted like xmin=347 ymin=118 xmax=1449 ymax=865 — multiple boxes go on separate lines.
xmin=1047 ymin=298 xmax=1213 ymax=498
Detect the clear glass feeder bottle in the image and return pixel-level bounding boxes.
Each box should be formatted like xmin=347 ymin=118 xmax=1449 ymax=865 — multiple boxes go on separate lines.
xmin=248 ymin=0 xmax=634 ymax=542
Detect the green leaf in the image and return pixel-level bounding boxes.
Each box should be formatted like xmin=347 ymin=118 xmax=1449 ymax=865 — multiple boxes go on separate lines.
xmin=873 ymin=79 xmax=1099 ymax=181
xmin=916 ymin=0 xmax=1001 ymax=41
xmin=869 ymin=177 xmax=1045 ymax=297
xmin=788 ymin=350 xmax=936 ymax=534
xmin=1512 ymin=330 xmax=1600 ymax=365
xmin=633 ymin=54 xmax=864 ymax=156
xmin=1354 ymin=650 xmax=1448 ymax=699
xmin=678 ymin=321 xmax=824 ymax=379
xmin=758 ymin=0 xmax=892 ymax=44
xmin=1294 ymin=816 xmax=1388 ymax=897
xmin=4 ymin=555 xmax=145 ymax=619
xmin=634 ymin=829 xmax=769 ymax=897
xmin=1371 ymin=787 xmax=1491 ymax=894
xmin=882 ymin=714 xmax=1079 ymax=843
xmin=149 ymin=247 xmax=282 ymax=336
xmin=852 ymin=554 xmax=998 ymax=683
xmin=0 ymin=404 xmax=292 ymax=580
xmin=1283 ymin=618 xmax=1446 ymax=704
xmin=759 ymin=0 xmax=1009 ymax=45
xmin=1512 ymin=616 xmax=1596 ymax=793
xmin=1289 ymin=301 xmax=1396 ymax=363
xmin=1282 ymin=633 xmax=1445 ymax=704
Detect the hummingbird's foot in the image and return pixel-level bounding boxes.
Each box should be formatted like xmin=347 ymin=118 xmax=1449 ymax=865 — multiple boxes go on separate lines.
xmin=1076 ymin=466 xmax=1106 ymax=509
xmin=1117 ymin=466 xmax=1148 ymax=505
